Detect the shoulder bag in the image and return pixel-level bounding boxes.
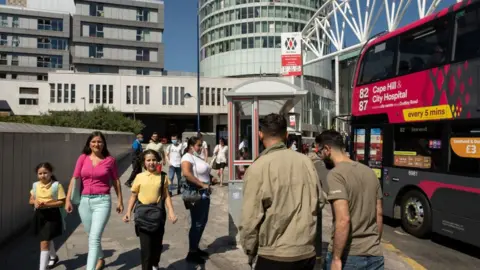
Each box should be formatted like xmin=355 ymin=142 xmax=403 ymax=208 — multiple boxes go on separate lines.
xmin=134 ymin=173 xmax=167 ymax=233
xmin=181 ymin=154 xmax=202 ymax=203
xmin=71 ymin=155 xmax=87 ymax=205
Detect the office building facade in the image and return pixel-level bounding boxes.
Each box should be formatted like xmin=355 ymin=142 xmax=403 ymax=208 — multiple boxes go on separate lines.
xmin=71 ymin=0 xmax=165 ymax=75
xmin=0 ymin=5 xmax=70 ymax=81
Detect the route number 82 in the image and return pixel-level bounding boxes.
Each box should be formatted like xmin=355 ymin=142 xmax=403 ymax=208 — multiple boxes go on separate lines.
xmin=359 ymin=88 xmax=369 ymax=99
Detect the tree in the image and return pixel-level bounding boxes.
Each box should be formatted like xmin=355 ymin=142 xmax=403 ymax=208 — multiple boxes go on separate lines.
xmin=0 ymin=106 xmax=144 ymax=134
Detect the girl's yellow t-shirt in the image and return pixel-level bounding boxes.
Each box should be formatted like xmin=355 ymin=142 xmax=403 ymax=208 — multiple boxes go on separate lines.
xmin=30 ymin=181 xmax=66 ymax=203
xmin=131 ymin=171 xmax=170 ymax=204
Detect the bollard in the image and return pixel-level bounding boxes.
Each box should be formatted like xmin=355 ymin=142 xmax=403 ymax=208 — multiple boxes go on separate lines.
xmin=228 ymin=180 xmax=244 ymax=246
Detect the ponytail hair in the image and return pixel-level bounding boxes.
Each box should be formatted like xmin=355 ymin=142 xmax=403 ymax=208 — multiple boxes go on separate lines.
xmin=183 ymin=136 xmax=201 ymax=156
xmin=35 ymin=162 xmax=57 ymax=182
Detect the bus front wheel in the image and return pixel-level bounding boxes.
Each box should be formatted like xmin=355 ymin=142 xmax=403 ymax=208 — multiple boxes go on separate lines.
xmin=400 ymin=190 xmax=432 ymax=238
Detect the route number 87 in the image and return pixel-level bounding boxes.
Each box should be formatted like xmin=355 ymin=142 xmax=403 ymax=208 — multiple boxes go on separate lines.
xmin=359 ymin=100 xmax=368 ymax=111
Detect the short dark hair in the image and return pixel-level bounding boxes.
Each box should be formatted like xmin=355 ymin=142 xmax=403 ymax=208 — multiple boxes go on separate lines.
xmin=152 ymin=132 xmax=158 ymax=135
xmin=259 ymin=113 xmax=287 ymax=138
xmin=316 ymin=130 xmax=345 ymax=150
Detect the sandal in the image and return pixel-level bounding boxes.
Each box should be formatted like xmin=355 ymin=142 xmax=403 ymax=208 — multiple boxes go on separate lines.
xmin=95 ymin=259 xmax=105 ymax=270
xmin=47 ymin=256 xmax=59 ymax=269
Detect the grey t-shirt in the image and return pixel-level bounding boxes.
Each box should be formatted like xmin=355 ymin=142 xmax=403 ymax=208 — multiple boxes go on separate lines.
xmin=326 ymin=161 xmax=383 ymax=256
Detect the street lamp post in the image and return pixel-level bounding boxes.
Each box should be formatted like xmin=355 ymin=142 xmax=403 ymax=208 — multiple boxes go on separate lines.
xmin=80 ymin=97 xmax=86 ymax=113
xmin=196 ymin=0 xmax=201 ymax=136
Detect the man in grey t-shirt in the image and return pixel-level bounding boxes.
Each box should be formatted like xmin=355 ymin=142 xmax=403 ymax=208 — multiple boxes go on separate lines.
xmin=316 ymin=130 xmax=384 ymax=270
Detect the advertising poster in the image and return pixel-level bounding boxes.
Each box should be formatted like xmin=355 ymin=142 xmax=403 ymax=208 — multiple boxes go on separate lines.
xmin=354 ymin=128 xmax=365 ymax=161
xmin=450 ymin=137 xmax=480 ymax=158
xmin=280 ymin=32 xmax=302 ymax=76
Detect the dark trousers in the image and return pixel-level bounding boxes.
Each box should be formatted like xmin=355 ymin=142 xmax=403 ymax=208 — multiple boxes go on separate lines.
xmin=138 ymin=228 xmax=165 ymax=270
xmin=126 ymin=160 xmax=142 ymax=185
xmin=255 ymin=256 xmax=316 ymax=270
xmin=188 ymin=198 xmax=210 ymax=251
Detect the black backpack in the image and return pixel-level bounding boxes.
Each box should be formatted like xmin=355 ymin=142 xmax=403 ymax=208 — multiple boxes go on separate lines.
xmin=134 ymin=173 xmax=167 ymax=232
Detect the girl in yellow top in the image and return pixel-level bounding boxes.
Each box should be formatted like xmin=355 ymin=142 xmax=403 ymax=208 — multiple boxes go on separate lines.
xmin=29 ymin=162 xmax=66 ymax=270
xmin=123 ymin=149 xmax=178 ymax=270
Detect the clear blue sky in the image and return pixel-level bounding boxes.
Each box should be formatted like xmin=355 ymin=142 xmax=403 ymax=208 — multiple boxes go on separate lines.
xmin=0 ymin=0 xmax=457 ymax=72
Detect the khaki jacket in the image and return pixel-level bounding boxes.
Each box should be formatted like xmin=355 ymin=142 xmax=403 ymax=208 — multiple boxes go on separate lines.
xmin=239 ymin=143 xmax=321 ymax=261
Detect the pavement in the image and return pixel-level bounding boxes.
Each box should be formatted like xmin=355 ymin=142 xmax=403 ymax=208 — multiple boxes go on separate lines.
xmin=0 ymin=158 xmax=477 ymax=269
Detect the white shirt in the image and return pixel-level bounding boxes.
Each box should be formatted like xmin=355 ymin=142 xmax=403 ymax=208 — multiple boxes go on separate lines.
xmin=167 ymin=143 xmax=183 ymax=167
xmin=181 ymin=153 xmax=211 ymax=184
xmin=181 ymin=141 xmax=188 ymax=154
xmin=214 ymin=144 xmax=228 ymax=163
xmin=146 ymin=141 xmax=162 ymax=153
xmin=199 ymin=141 xmax=208 ymax=160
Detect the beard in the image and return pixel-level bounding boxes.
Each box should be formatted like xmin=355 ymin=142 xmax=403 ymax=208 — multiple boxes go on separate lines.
xmin=323 ymin=156 xmax=335 ymax=170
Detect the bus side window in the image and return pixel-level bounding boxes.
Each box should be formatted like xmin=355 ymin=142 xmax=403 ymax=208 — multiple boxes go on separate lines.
xmin=454 ymin=4 xmax=480 ymax=62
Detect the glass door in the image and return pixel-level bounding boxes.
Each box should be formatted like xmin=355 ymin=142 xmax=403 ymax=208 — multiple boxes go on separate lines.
xmin=352 ymin=126 xmax=384 ymax=180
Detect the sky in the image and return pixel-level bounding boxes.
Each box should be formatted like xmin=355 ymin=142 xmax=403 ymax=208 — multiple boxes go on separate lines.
xmin=0 ymin=0 xmax=458 ymax=72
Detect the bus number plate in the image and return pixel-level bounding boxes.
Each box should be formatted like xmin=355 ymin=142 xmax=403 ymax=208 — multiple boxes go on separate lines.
xmin=408 ymin=170 xmax=418 ymax=177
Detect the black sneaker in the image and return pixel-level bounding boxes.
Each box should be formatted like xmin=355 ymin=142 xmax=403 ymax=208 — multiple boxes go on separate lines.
xmin=196 ymin=249 xmax=209 ymax=258
xmin=124 ymin=182 xmax=132 ymax=188
xmin=186 ymin=252 xmax=206 ymax=264
xmin=47 ymin=256 xmax=59 ymax=269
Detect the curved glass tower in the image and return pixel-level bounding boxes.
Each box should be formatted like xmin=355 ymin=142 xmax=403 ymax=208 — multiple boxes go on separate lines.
xmin=199 ymin=0 xmax=330 ymax=86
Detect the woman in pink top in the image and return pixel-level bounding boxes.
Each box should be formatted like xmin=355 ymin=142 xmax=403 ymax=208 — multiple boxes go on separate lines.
xmin=65 ymin=131 xmax=124 ymax=270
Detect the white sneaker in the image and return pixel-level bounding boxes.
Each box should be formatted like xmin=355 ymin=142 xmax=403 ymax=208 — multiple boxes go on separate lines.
xmin=152 ymin=266 xmax=159 ymax=270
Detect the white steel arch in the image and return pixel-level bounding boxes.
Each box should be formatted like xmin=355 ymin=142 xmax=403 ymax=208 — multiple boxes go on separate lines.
xmin=302 ymin=0 xmax=450 ymax=66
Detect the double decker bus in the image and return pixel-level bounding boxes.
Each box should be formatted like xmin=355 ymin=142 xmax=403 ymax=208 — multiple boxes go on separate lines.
xmin=350 ymin=0 xmax=480 ymax=247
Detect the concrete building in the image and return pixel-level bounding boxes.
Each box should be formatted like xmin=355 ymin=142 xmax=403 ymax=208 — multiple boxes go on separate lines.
xmin=71 ymin=0 xmax=165 ymax=75
xmin=0 ymin=5 xmax=70 ymax=81
xmin=198 ymin=0 xmax=331 ymax=87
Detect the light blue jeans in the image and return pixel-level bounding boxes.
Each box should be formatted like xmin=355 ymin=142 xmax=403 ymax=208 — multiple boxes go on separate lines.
xmin=78 ymin=195 xmax=111 ymax=270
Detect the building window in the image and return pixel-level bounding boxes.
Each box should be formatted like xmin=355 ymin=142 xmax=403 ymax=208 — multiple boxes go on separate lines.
xmin=136 ymin=49 xmax=150 ymax=61
xmin=223 ymin=88 xmax=227 ymax=106
xmin=168 ymin=86 xmax=173 ymax=105
xmin=136 ymin=29 xmax=150 ymax=41
xmin=50 ymin=83 xmax=55 ymax=103
xmin=39 ymin=38 xmax=67 ymax=50
xmin=12 ymin=36 xmax=19 ymax=47
xmin=89 ymin=84 xmax=94 ymax=103
xmin=19 ymin=87 xmax=39 ymax=95
xmin=180 ymin=87 xmax=185 ymax=105
xmin=37 ymin=56 xmax=62 ymax=68
xmin=133 ymin=86 xmax=138 ymax=104
xmin=89 ymin=44 xmax=103 ymax=58
xmin=64 ymin=84 xmax=69 ymax=103
xmin=38 ymin=19 xmax=63 ymax=31
xmin=90 ymin=3 xmax=104 ymax=17
xmin=95 ymin=85 xmax=100 ymax=104
xmin=139 ymin=86 xmax=144 ymax=105
xmin=205 ymin=87 xmax=210 ymax=106
xmin=71 ymin=84 xmax=76 ymax=103
xmin=102 ymin=85 xmax=107 ymax=104
xmin=108 ymin=85 xmax=113 ymax=104
xmin=12 ymin=16 xmax=19 ymax=28
xmin=174 ymin=87 xmax=179 ymax=105
xmin=217 ymin=88 xmax=221 ymax=106
xmin=0 ymin=15 xmax=7 ymax=27
xmin=211 ymin=87 xmax=216 ymax=106
xmin=145 ymin=86 xmax=150 ymax=105
xmin=137 ymin=8 xmax=149 ymax=22
xmin=37 ymin=74 xmax=48 ymax=81
xmin=11 ymin=54 xmax=18 ymax=66
xmin=0 ymin=34 xmax=6 ymax=46
xmin=0 ymin=73 xmax=5 ymax=79
xmin=136 ymin=68 xmax=150 ymax=75
xmin=126 ymin=85 xmax=131 ymax=104
xmin=11 ymin=74 xmax=17 ymax=80
xmin=162 ymin=86 xmax=166 ymax=105
xmin=200 ymin=87 xmax=204 ymax=105
xmin=89 ymin=24 xmax=104 ymax=38
xmin=19 ymin=98 xmax=38 ymax=105
xmin=57 ymin=83 xmax=62 ymax=103
xmin=0 ymin=53 xmax=6 ymax=65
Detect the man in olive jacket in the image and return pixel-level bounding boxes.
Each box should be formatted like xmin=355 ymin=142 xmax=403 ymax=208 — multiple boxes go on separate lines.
xmin=239 ymin=113 xmax=322 ymax=270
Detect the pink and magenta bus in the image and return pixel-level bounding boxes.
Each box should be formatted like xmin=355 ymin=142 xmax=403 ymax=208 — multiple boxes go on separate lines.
xmin=350 ymin=0 xmax=480 ymax=246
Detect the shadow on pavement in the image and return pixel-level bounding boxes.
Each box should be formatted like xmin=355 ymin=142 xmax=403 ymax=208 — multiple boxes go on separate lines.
xmin=59 ymin=249 xmax=115 ymax=269
xmin=166 ymin=258 xmax=206 ymax=270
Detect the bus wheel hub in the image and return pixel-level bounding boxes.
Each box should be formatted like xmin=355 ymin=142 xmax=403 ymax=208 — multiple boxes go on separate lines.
xmin=405 ymin=198 xmax=424 ymax=227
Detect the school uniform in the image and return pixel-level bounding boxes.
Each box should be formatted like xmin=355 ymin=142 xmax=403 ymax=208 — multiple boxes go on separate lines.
xmin=131 ymin=171 xmax=171 ymax=270
xmin=31 ymin=181 xmax=66 ymax=241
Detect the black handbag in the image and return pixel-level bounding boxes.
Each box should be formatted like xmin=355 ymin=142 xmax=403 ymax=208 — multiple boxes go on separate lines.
xmin=134 ymin=173 xmax=167 ymax=232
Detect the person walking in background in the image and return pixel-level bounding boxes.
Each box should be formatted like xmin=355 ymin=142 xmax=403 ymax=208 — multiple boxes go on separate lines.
xmin=198 ymin=133 xmax=209 ymax=161
xmin=125 ymin=133 xmax=144 ymax=188
xmin=316 ymin=130 xmax=384 ymax=270
xmin=212 ymin=137 xmax=228 ymax=186
xmin=65 ymin=131 xmax=124 ymax=270
xmin=123 ymin=150 xmax=178 ymax=270
xmin=239 ymin=113 xmax=321 ymax=270
xmin=166 ymin=134 xmax=183 ymax=196
xmin=181 ymin=137 xmax=189 ymax=154
xmin=181 ymin=136 xmax=212 ymax=264
xmin=30 ymin=162 xmax=65 ymax=270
